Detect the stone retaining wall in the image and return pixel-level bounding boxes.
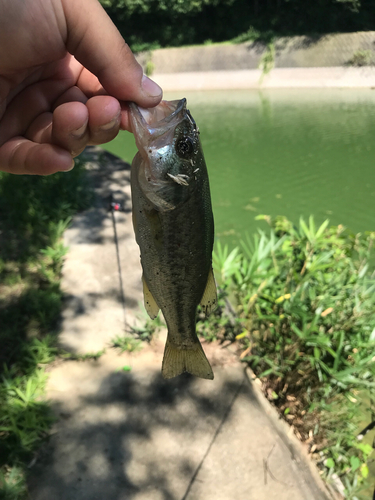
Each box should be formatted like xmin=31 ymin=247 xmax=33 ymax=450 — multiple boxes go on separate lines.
xmin=137 ymin=32 xmax=375 ymax=74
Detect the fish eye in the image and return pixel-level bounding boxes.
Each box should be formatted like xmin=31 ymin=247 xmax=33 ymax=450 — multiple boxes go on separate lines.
xmin=176 ymin=137 xmax=194 ymax=158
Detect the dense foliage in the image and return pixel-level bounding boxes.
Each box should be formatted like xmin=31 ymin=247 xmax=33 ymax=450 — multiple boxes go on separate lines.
xmin=100 ymin=0 xmax=375 ymax=50
xmin=203 ymin=216 xmax=375 ymax=499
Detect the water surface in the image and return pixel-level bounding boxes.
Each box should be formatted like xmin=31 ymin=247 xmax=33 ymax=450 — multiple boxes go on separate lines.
xmin=103 ymin=89 xmax=375 ymax=246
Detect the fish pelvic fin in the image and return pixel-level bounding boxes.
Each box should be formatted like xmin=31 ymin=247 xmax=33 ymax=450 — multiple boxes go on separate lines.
xmin=162 ymin=337 xmax=214 ymax=380
xmin=142 ymin=275 xmax=160 ymax=320
xmin=200 ymin=268 xmax=217 ymax=316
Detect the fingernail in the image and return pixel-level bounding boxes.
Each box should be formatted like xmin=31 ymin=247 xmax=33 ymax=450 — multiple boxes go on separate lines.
xmin=100 ymin=113 xmax=121 ymax=131
xmin=141 ymin=75 xmax=162 ymax=97
xmin=61 ymin=159 xmax=75 ymax=172
xmin=71 ymin=121 xmax=88 ymax=139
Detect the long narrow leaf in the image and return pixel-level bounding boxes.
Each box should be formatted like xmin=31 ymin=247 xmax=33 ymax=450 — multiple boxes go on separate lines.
xmin=315 ymin=219 xmax=330 ymax=239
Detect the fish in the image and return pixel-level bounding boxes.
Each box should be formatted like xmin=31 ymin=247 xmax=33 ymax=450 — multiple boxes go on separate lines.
xmin=129 ymin=98 xmax=217 ymax=380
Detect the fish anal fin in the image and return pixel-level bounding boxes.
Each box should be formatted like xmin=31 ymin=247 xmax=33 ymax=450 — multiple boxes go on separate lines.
xmin=200 ymin=267 xmax=217 ymax=316
xmin=162 ymin=338 xmax=214 ymax=380
xmin=142 ymin=275 xmax=160 ymax=320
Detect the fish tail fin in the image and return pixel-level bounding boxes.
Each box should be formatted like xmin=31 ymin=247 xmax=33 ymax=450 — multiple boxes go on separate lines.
xmin=162 ymin=337 xmax=214 ymax=380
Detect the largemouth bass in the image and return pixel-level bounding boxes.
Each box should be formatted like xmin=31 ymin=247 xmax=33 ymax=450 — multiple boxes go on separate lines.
xmin=129 ymin=98 xmax=217 ymax=380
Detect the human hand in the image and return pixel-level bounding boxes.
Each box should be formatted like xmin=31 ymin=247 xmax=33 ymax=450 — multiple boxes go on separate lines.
xmin=0 ymin=0 xmax=162 ymax=175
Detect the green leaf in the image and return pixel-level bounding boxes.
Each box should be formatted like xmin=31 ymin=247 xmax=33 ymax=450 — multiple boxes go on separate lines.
xmin=350 ymin=456 xmax=361 ymax=472
xmin=325 ymin=458 xmax=334 ymax=468
xmin=354 ymin=443 xmax=373 ymax=457
xmin=315 ymin=219 xmax=329 ymax=239
xmin=299 ymin=217 xmax=311 ymax=241
xmin=360 ymin=463 xmax=369 ymax=479
xmin=236 ymin=331 xmax=248 ymax=339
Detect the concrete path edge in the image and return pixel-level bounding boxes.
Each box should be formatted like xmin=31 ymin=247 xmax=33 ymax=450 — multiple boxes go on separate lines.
xmin=243 ymin=368 xmax=336 ymax=500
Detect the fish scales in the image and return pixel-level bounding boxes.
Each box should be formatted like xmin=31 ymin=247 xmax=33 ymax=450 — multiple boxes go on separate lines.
xmin=129 ymin=98 xmax=217 ymax=380
xmin=133 ymin=154 xmax=213 ymax=343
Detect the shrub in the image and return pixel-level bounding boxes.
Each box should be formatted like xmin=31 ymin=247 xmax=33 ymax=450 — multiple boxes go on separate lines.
xmin=210 ymin=215 xmax=375 ymax=498
xmin=346 ymin=50 xmax=373 ymax=67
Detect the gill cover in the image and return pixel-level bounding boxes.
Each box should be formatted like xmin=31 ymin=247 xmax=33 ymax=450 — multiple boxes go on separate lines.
xmin=129 ymin=99 xmax=201 ymax=211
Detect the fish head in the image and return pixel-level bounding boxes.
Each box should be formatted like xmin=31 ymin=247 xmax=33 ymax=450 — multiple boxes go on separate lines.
xmin=129 ymin=98 xmax=203 ymax=211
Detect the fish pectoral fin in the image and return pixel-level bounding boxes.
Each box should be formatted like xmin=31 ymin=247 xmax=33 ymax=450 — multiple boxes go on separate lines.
xmin=200 ymin=268 xmax=217 ymax=316
xmin=162 ymin=337 xmax=214 ymax=380
xmin=142 ymin=275 xmax=160 ymax=320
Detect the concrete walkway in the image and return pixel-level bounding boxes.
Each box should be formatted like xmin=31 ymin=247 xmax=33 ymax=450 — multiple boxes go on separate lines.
xmin=58 ymin=147 xmax=143 ymax=354
xmin=27 ymin=148 xmax=332 ymax=500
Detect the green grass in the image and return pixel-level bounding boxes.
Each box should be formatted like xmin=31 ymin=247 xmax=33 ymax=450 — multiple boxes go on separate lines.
xmin=0 ymin=158 xmax=92 ymax=498
xmin=111 ymin=336 xmax=142 ymax=353
xmin=203 ymin=215 xmax=375 ymax=500
xmin=59 ymin=349 xmax=107 ymax=361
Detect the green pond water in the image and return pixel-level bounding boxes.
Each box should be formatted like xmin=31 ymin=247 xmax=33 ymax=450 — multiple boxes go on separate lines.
xmin=102 ymin=89 xmax=375 ymax=247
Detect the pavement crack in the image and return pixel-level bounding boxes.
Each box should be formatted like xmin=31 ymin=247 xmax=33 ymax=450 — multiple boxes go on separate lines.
xmin=180 ymin=376 xmax=245 ymax=500
xmin=110 ymin=199 xmax=127 ymax=330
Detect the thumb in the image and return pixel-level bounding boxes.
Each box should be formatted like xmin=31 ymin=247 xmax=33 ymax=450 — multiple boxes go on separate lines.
xmin=61 ymin=0 xmax=162 ymax=107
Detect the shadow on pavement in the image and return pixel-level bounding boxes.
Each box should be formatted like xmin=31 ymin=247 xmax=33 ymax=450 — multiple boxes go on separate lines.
xmin=28 ymin=367 xmax=248 ymax=500
xmin=57 ymin=146 xmax=144 ymax=353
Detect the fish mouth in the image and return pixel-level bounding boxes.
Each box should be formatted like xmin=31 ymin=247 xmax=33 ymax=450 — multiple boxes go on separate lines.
xmin=129 ymin=98 xmax=188 ymax=150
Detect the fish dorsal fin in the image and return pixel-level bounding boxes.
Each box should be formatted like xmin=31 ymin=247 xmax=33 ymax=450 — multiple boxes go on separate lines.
xmin=200 ymin=268 xmax=217 ymax=316
xmin=142 ymin=275 xmax=160 ymax=319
